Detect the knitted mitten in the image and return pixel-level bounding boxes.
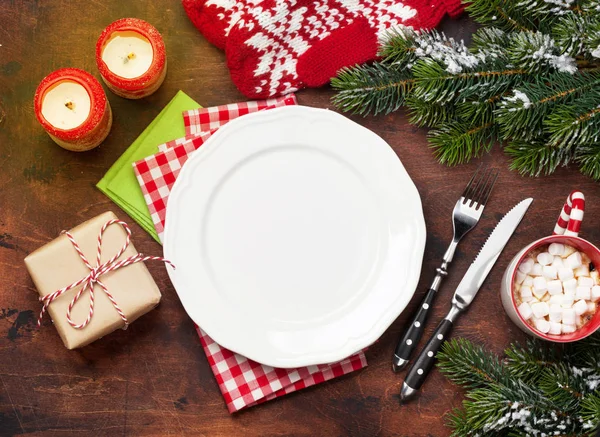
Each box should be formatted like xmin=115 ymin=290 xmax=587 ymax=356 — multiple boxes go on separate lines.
xmin=225 ymin=0 xmax=376 ymax=98
xmin=182 ymin=0 xmax=263 ymax=49
xmin=225 ymin=0 xmax=463 ymax=98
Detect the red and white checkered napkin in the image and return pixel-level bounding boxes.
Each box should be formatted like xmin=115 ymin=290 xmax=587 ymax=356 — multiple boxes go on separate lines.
xmin=133 ymin=95 xmax=368 ymax=413
xmin=197 ymin=327 xmax=367 ymax=413
xmin=183 ymin=96 xmax=299 ymax=135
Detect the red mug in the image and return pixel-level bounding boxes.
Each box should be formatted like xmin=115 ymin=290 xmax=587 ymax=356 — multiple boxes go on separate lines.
xmin=500 ymin=192 xmax=600 ymax=342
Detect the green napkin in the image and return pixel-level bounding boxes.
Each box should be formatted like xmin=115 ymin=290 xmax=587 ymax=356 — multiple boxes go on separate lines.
xmin=97 ymin=91 xmax=201 ymax=243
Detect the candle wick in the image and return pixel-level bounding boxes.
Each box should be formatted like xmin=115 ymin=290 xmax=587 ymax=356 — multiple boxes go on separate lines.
xmin=65 ymin=100 xmax=75 ymax=111
xmin=124 ymin=52 xmax=136 ymax=64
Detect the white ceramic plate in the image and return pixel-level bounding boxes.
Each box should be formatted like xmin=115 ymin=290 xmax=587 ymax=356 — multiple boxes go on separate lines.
xmin=164 ymin=106 xmax=426 ymax=368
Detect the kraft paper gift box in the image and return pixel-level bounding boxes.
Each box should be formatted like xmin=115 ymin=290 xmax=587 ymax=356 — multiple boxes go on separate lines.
xmin=24 ymin=211 xmax=162 ymax=349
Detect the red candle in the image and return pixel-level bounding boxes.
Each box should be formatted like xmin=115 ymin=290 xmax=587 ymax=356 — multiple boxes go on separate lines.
xmin=96 ymin=18 xmax=167 ymax=99
xmin=34 ymin=68 xmax=112 ymax=152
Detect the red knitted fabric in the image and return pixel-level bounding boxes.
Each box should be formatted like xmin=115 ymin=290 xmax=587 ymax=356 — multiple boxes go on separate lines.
xmin=182 ymin=0 xmax=255 ymax=49
xmin=182 ymin=0 xmax=464 ymax=97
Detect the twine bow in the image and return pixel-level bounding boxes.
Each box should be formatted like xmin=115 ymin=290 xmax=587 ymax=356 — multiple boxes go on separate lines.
xmin=37 ymin=219 xmax=174 ymax=330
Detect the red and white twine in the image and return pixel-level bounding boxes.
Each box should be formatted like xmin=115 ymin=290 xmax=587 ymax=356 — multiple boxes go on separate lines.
xmin=37 ymin=219 xmax=174 ymax=330
xmin=553 ymin=191 xmax=585 ymax=237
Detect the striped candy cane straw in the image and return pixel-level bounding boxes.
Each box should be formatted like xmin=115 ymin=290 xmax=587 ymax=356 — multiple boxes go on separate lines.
xmin=553 ymin=191 xmax=585 ymax=237
xmin=37 ymin=219 xmax=174 ymax=330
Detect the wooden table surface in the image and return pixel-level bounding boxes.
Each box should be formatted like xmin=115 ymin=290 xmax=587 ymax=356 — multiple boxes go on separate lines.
xmin=1 ymin=2 xmax=599 ymax=436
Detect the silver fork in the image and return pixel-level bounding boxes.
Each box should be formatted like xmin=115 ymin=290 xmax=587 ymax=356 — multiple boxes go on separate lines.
xmin=392 ymin=166 xmax=498 ymax=372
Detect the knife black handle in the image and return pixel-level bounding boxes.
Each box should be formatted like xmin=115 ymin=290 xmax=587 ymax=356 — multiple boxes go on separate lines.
xmin=402 ymin=317 xmax=454 ymax=398
xmin=393 ymin=288 xmax=437 ymax=372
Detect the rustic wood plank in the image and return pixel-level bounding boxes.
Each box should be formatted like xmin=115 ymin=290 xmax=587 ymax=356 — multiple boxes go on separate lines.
xmin=0 ymin=2 xmax=597 ymax=436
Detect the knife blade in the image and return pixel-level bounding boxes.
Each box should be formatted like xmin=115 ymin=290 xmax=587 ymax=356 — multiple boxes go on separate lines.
xmin=400 ymin=198 xmax=533 ymax=402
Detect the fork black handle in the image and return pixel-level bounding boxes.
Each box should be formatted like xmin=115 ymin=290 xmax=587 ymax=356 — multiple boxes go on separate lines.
xmin=393 ymin=287 xmax=437 ymax=372
xmin=393 ymin=260 xmax=449 ymax=372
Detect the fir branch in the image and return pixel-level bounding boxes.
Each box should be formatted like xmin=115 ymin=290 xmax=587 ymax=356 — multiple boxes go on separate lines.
xmin=331 ymin=63 xmax=413 ymax=116
xmin=507 ymin=31 xmax=577 ymax=74
xmin=465 ymin=0 xmax=538 ymax=32
xmin=538 ymin=364 xmax=585 ymax=411
xmin=581 ymin=392 xmax=600 ymax=429
xmin=552 ymin=12 xmax=588 ymax=56
xmin=438 ymin=334 xmax=600 ymax=436
xmin=412 ymin=59 xmax=527 ymax=104
xmin=330 ymin=0 xmax=600 ymax=179
xmin=471 ymin=27 xmax=510 ymax=55
xmin=546 ymin=91 xmax=600 ymax=147
xmin=456 ymin=94 xmax=499 ymax=127
xmin=377 ymin=28 xmax=420 ymax=66
xmin=504 ymin=337 xmax=561 ymax=381
xmin=406 ymin=97 xmax=455 ymax=128
xmin=576 ymin=143 xmax=600 ymax=179
xmin=505 ymin=139 xmax=573 ymax=176
xmin=429 ymin=121 xmax=495 ymax=165
xmin=460 ymin=382 xmax=576 ymax=435
xmin=437 ymin=338 xmax=507 ymax=389
xmin=496 ymin=72 xmax=600 ymax=142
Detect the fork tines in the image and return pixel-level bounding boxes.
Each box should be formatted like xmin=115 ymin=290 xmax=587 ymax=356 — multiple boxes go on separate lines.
xmin=461 ymin=166 xmax=499 ymax=209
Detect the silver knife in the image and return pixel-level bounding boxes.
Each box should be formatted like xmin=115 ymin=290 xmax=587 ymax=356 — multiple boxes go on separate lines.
xmin=400 ymin=198 xmax=533 ymax=402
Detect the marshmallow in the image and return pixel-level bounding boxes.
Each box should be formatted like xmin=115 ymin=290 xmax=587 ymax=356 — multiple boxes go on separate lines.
xmin=515 ymin=270 xmax=527 ymax=285
xmin=531 ymin=263 xmax=544 ymax=277
xmin=563 ymin=278 xmax=577 ymax=292
xmin=549 ymin=243 xmax=565 ymax=256
xmin=520 ymin=286 xmax=534 ymax=302
xmin=574 ymin=299 xmax=588 ymax=316
xmin=533 ymin=276 xmax=547 ymax=293
xmin=562 ymin=308 xmax=576 ymax=325
xmin=588 ymin=302 xmax=596 ymax=313
xmin=531 ymin=301 xmax=550 ymax=318
xmin=537 ymin=252 xmax=553 ymax=266
xmin=533 ymin=288 xmax=547 ymax=300
xmin=549 ymin=321 xmax=562 ymax=334
xmin=590 ymin=270 xmax=599 ymax=284
xmin=552 ymin=257 xmax=565 ymax=269
xmin=541 ymin=294 xmax=551 ymax=302
xmin=549 ymin=303 xmax=562 ymax=322
xmin=558 ymin=267 xmax=574 ymax=282
xmin=518 ymin=302 xmax=533 ymax=320
xmin=578 ymin=276 xmax=594 ymax=287
xmin=519 ymin=258 xmax=535 ymax=274
xmin=592 ymin=285 xmax=600 ymax=302
xmin=534 ymin=318 xmax=550 ymax=334
xmin=523 ymin=276 xmax=534 ymax=286
xmin=566 ymin=252 xmax=583 ymax=269
xmin=549 ymin=294 xmax=563 ymax=305
xmin=562 ymin=323 xmax=577 ymax=334
xmin=543 ymin=265 xmax=558 ymax=279
xmin=547 ymin=279 xmax=563 ymax=295
xmin=562 ymin=245 xmax=577 ymax=258
xmin=575 ymin=264 xmax=590 ymax=277
xmin=575 ymin=286 xmax=591 ymax=301
xmin=561 ymin=291 xmax=575 ymax=308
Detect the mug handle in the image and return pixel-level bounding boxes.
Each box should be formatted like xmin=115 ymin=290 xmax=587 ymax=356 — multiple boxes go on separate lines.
xmin=553 ymin=191 xmax=585 ymax=237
